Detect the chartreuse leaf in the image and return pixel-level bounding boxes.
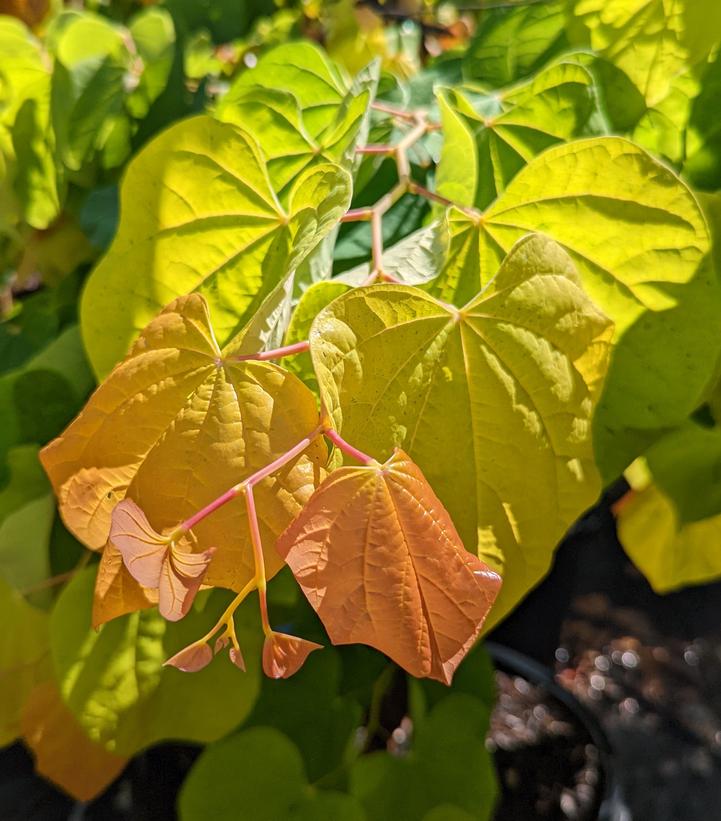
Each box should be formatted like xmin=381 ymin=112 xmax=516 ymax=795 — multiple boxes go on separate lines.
xmin=0 ymin=574 xmax=49 ymax=746
xmin=41 ymin=295 xmax=326 ymax=611
xmin=283 ymin=280 xmax=351 ymax=390
xmin=21 ymin=681 xmax=128 ymax=801
xmin=50 ymin=567 xmax=262 ymax=755
xmin=616 ymin=435 xmax=721 ymax=593
xmin=685 ymin=49 xmax=721 ymax=190
xmin=125 ymin=7 xmax=175 ymax=120
xmin=462 ymin=0 xmax=568 ymax=86
xmin=0 ymin=17 xmax=59 ymax=229
xmin=566 ymin=0 xmax=721 ymax=107
xmin=436 ymin=60 xmax=595 ymax=210
xmin=81 ymin=115 xmax=352 ymax=379
xmin=278 ymin=450 xmax=501 ymax=684
xmin=311 ymin=235 xmax=612 ymax=629
xmin=432 ymin=137 xmax=716 ymax=480
xmin=350 ymin=694 xmax=496 ymax=821
xmin=179 ymin=726 xmax=366 ymax=821
xmin=49 ymin=11 xmax=133 ymax=171
xmin=217 ymin=42 xmax=377 ymax=198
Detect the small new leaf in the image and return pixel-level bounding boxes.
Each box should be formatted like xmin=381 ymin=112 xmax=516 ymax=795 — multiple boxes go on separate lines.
xmin=109 ymin=499 xmax=214 ymax=621
xmin=164 ymin=641 xmax=213 ymax=673
xmin=262 ymin=631 xmax=323 ymax=680
xmin=278 ymin=450 xmax=502 ymax=684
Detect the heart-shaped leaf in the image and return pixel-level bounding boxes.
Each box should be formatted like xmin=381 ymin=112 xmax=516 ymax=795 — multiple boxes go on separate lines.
xmin=437 ymin=60 xmax=595 ymax=210
xmin=80 ymin=115 xmax=352 ymax=379
xmin=429 ymin=137 xmax=716 ymax=479
xmin=311 ymin=235 xmax=612 ymax=628
xmin=278 ymin=449 xmax=502 ymax=684
xmin=41 ymin=294 xmax=326 ymax=615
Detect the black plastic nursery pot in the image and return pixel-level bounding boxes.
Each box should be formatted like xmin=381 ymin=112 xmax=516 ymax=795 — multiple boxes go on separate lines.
xmin=487 ymin=642 xmax=625 ymax=821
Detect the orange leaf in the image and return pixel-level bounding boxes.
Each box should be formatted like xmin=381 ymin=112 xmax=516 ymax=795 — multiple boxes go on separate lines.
xmin=39 ymin=293 xmax=325 ymax=603
xmin=277 ymin=449 xmax=502 ymax=684
xmin=164 ymin=641 xmax=213 ymax=673
xmin=92 ymin=544 xmax=157 ymax=629
xmin=21 ymin=681 xmax=128 ymax=801
xmin=262 ymin=632 xmax=323 ymax=679
xmin=109 ymin=499 xmax=214 ymax=621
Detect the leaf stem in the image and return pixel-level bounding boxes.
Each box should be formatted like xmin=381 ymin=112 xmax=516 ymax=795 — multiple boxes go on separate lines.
xmin=231 ymin=340 xmax=310 ymax=361
xmin=323 ymin=427 xmax=377 ymax=466
xmin=178 ymin=424 xmax=324 ymax=532
xmin=244 ymin=484 xmax=272 ymax=636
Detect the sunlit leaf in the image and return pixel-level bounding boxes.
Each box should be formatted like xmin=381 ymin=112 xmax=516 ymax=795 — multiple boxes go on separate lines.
xmin=279 ymin=450 xmax=501 ymax=683
xmin=109 ymin=499 xmax=214 ymax=621
xmin=262 ymin=631 xmax=323 ymax=680
xmin=50 ymin=567 xmax=262 ymax=755
xmin=81 ymin=115 xmax=351 ymax=379
xmin=126 ymin=7 xmax=175 ymax=120
xmin=21 ymin=680 xmax=128 ymax=801
xmin=217 ymin=42 xmax=377 ymax=198
xmin=437 ymin=60 xmax=595 ymax=210
xmin=567 ymin=0 xmax=721 ymax=107
xmin=41 ymin=294 xmax=326 ymax=606
xmin=311 ymin=235 xmax=612 ymax=628
xmin=430 ymin=137 xmax=715 ymax=480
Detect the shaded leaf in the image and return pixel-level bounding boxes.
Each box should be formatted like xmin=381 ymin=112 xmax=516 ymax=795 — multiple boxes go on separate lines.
xmin=462 ymin=0 xmax=567 ymax=86
xmin=21 ymin=680 xmax=127 ymax=801
xmin=279 ymin=450 xmax=501 ymax=683
xmin=0 ymin=574 xmax=48 ymax=746
xmin=41 ymin=294 xmax=326 ymax=609
xmin=50 ymin=567 xmax=262 ymax=755
xmin=311 ymin=236 xmax=612 ymax=628
xmin=80 ymin=115 xmax=352 ymax=379
xmin=179 ymin=726 xmax=366 ymax=821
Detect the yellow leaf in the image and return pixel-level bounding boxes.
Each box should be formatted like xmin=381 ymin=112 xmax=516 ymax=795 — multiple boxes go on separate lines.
xmin=22 ymin=681 xmax=128 ymax=801
xmin=41 ymin=294 xmax=326 ymax=619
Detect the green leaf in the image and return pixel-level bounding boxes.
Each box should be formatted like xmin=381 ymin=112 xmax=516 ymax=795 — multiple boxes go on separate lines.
xmin=50 ymin=12 xmax=132 ymax=171
xmin=0 ymin=324 xmax=93 ymax=473
xmin=643 ymin=423 xmax=721 ymax=524
xmin=311 ymin=234 xmax=612 ymax=628
xmin=216 ymin=42 xmax=377 ymax=198
xmin=50 ymin=567 xmax=262 ymax=755
xmin=0 ymin=446 xmax=53 ymax=594
xmin=350 ymin=694 xmax=497 ymax=821
xmin=126 ymin=7 xmax=175 ymax=121
xmin=685 ymin=49 xmax=721 ymax=189
xmin=0 ymin=574 xmax=49 ymax=746
xmin=283 ymin=280 xmax=351 ymax=391
xmin=462 ymin=0 xmax=568 ymax=87
xmin=179 ymin=726 xmax=366 ymax=821
xmin=243 ymin=649 xmax=361 ymax=782
xmin=437 ymin=60 xmax=595 ymax=210
xmin=566 ymin=0 xmax=721 ymax=107
xmin=80 ymin=114 xmax=352 ymax=379
xmin=430 ymin=136 xmax=716 ymax=480
xmin=0 ymin=17 xmax=59 ymax=229
xmin=617 ymin=445 xmax=721 ymax=593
